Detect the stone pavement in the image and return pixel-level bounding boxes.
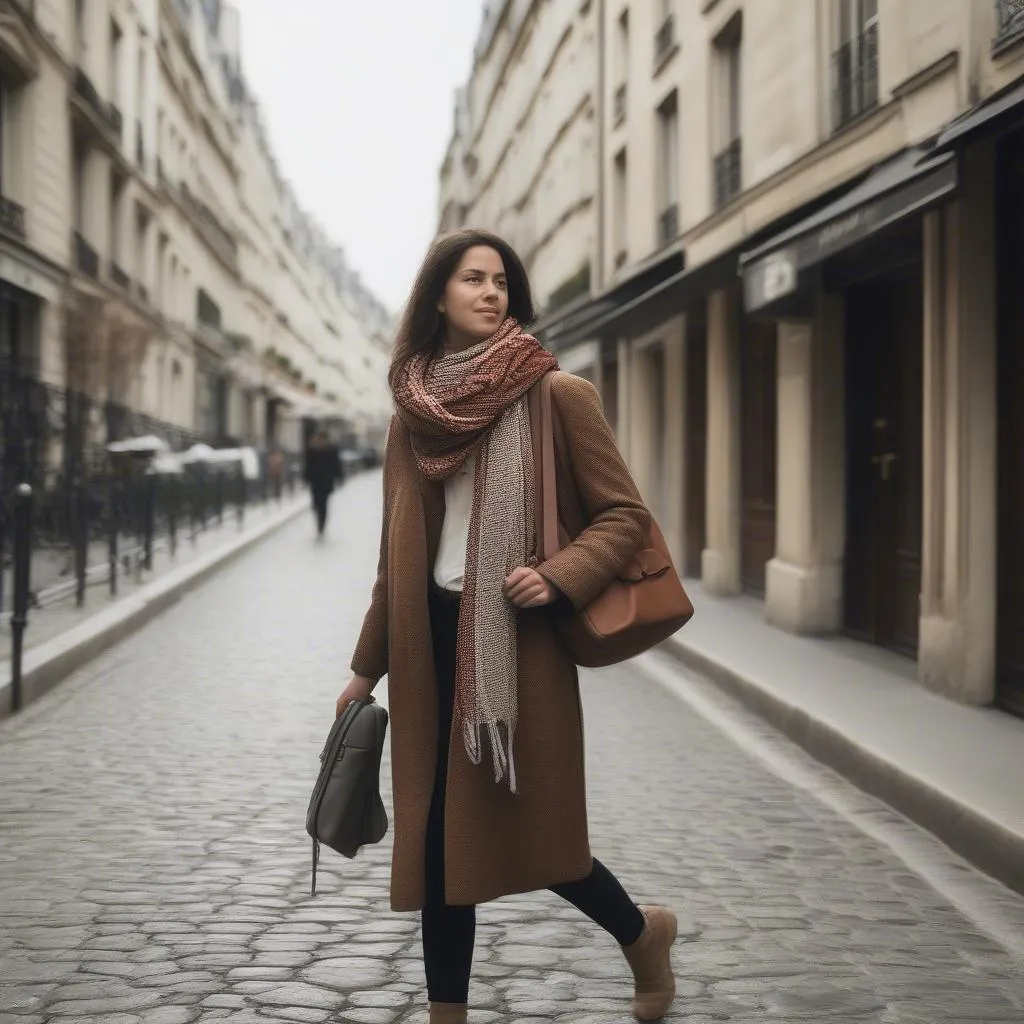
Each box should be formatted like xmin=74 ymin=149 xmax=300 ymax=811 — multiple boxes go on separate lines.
xmin=0 ymin=471 xmax=1023 ymax=1023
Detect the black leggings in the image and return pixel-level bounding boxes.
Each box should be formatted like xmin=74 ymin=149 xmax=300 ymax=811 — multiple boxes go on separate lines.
xmin=423 ymin=585 xmax=645 ymax=1005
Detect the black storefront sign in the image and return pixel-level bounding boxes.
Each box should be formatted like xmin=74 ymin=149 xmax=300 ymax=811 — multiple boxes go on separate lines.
xmin=743 ymin=157 xmax=958 ymax=312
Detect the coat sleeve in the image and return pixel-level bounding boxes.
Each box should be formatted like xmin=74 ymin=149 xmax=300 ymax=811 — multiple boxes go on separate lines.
xmin=536 ymin=372 xmax=652 ymax=610
xmin=350 ymin=421 xmax=395 ymax=681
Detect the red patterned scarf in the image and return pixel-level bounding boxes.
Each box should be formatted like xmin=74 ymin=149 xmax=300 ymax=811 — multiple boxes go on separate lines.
xmin=392 ymin=318 xmax=558 ymax=792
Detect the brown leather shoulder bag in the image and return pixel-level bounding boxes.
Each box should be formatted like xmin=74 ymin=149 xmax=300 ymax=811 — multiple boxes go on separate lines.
xmin=528 ymin=371 xmax=694 ymax=668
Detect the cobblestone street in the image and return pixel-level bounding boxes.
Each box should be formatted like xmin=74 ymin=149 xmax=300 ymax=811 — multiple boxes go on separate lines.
xmin=1 ymin=471 xmax=1023 ymax=1024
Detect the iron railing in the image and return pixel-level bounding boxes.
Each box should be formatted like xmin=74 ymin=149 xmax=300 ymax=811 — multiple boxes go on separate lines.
xmin=179 ymin=183 xmax=238 ymax=269
xmin=713 ymin=137 xmax=742 ymax=209
xmin=74 ymin=231 xmax=99 ymax=279
xmin=655 ymin=14 xmax=675 ymax=67
xmin=832 ymin=25 xmax=878 ymax=130
xmin=0 ymin=196 xmax=26 ymax=240
xmin=110 ymin=262 xmax=130 ymax=290
xmin=614 ymin=83 xmax=627 ymax=125
xmin=0 ymin=363 xmax=306 ymax=711
xmin=995 ymin=0 xmax=1024 ymax=49
xmin=108 ymin=103 xmax=123 ymax=140
xmin=658 ymin=203 xmax=678 ymax=248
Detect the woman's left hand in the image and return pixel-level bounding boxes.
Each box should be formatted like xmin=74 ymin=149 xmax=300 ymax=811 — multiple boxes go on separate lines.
xmin=504 ymin=566 xmax=558 ymax=608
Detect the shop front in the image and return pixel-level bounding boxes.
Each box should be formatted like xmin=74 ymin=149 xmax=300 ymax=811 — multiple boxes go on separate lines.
xmin=740 ymin=145 xmax=957 ymax=650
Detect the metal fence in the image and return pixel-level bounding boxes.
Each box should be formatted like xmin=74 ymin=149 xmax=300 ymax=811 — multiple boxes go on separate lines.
xmin=0 ymin=365 xmax=298 ymax=710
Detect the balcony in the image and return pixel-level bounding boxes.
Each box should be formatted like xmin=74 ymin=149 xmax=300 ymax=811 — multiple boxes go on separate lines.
xmin=613 ymin=83 xmax=627 ymax=126
xmin=0 ymin=196 xmax=27 ymax=240
xmin=657 ymin=202 xmax=679 ymax=248
xmin=831 ymin=26 xmax=878 ymax=130
xmin=74 ymin=231 xmax=99 ymax=279
xmin=654 ymin=14 xmax=676 ymax=70
xmin=108 ymin=103 xmax=123 ymax=141
xmin=994 ymin=0 xmax=1024 ymax=52
xmin=179 ymin=182 xmax=238 ymax=271
xmin=713 ymin=137 xmax=742 ymax=209
xmin=110 ymin=262 xmax=130 ymax=290
xmin=72 ymin=68 xmax=124 ymax=145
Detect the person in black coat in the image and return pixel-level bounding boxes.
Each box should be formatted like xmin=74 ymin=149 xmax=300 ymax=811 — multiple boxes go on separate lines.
xmin=304 ymin=431 xmax=343 ymax=537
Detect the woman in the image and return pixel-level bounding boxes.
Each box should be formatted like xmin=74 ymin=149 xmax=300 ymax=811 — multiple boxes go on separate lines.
xmin=335 ymin=229 xmax=677 ymax=1023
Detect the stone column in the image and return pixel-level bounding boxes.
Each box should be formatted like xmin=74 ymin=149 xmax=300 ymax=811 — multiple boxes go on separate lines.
xmin=615 ymin=337 xmax=631 ymax=452
xmin=702 ymin=287 xmax=742 ymax=595
xmin=661 ymin=320 xmax=686 ymax=570
xmin=765 ymin=300 xmax=845 ymax=632
xmin=918 ymin=142 xmax=998 ymax=704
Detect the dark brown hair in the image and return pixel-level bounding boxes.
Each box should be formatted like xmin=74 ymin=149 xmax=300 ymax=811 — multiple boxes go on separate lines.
xmin=389 ymin=229 xmax=535 ymax=390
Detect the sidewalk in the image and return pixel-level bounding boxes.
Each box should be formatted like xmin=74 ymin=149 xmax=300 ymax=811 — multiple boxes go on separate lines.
xmin=0 ymin=490 xmax=310 ymax=719
xmin=663 ymin=580 xmax=1024 ymax=897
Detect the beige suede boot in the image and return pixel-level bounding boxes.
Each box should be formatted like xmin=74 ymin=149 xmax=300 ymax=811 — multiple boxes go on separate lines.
xmin=621 ymin=905 xmax=678 ymax=1021
xmin=428 ymin=1002 xmax=468 ymax=1024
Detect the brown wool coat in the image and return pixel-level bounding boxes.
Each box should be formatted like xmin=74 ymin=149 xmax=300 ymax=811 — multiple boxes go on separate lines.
xmin=350 ymin=371 xmax=652 ymax=912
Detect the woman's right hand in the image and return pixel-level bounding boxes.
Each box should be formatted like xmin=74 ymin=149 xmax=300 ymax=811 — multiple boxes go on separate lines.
xmin=335 ymin=675 xmax=376 ymax=718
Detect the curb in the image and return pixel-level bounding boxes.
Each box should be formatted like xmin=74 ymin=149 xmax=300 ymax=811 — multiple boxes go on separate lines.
xmin=661 ymin=636 xmax=1024 ymax=899
xmin=0 ymin=498 xmax=309 ymax=722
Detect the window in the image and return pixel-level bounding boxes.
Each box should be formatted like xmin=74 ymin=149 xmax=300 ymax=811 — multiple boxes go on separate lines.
xmin=832 ymin=0 xmax=878 ymax=129
xmin=656 ymin=91 xmax=678 ymax=247
xmin=613 ymin=148 xmax=628 ymax=267
xmin=655 ymin=0 xmax=675 ymax=66
xmin=712 ymin=16 xmax=742 ymax=208
xmin=614 ymin=9 xmax=629 ymax=124
xmin=110 ymin=19 xmax=123 ymax=105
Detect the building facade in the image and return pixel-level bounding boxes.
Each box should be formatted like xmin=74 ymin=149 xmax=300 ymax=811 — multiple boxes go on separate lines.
xmin=0 ymin=0 xmax=391 ymax=456
xmin=439 ymin=0 xmax=600 ymax=348
xmin=445 ymin=0 xmax=1024 ymax=720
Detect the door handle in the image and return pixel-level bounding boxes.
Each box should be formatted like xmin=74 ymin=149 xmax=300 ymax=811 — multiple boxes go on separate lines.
xmin=871 ymin=452 xmax=897 ymax=481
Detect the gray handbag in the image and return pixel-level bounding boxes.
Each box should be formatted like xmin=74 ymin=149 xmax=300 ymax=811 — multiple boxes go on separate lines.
xmin=305 ymin=699 xmax=389 ymax=896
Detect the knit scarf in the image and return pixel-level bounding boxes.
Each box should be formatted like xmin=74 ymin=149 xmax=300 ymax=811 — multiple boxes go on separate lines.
xmin=392 ymin=317 xmax=558 ymax=792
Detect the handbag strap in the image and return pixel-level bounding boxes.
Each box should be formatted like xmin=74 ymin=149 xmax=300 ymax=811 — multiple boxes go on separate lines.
xmin=530 ymin=371 xmax=561 ymax=562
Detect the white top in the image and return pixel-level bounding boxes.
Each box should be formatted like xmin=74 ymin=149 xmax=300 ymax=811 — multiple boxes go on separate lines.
xmin=434 ymin=454 xmax=475 ymax=592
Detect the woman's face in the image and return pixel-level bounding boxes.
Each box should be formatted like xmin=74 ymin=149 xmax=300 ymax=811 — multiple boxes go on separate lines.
xmin=438 ymin=245 xmax=509 ymax=342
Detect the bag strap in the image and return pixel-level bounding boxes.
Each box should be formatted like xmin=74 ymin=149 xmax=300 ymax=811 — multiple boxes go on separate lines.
xmin=529 ymin=371 xmax=561 ymax=563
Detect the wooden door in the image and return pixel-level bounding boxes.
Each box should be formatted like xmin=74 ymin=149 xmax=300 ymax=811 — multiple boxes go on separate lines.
xmin=684 ymin=310 xmax=707 ymax=578
xmin=740 ymin=320 xmax=777 ymax=596
xmin=996 ymin=131 xmax=1024 ymax=716
xmin=843 ymin=268 xmax=923 ymax=655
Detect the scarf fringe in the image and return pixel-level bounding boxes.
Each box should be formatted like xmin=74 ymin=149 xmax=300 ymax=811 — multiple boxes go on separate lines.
xmin=462 ymin=718 xmax=519 ymax=795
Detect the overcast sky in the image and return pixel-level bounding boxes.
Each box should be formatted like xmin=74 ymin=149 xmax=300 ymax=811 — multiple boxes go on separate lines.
xmin=237 ymin=0 xmax=484 ymax=316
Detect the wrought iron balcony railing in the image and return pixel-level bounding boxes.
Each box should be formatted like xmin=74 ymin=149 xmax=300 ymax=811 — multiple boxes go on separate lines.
xmin=655 ymin=14 xmax=675 ymax=67
xmin=995 ymin=0 xmax=1024 ymax=50
xmin=658 ymin=203 xmax=679 ymax=248
xmin=831 ymin=25 xmax=878 ymax=130
xmin=0 ymin=196 xmax=27 ymax=240
xmin=74 ymin=231 xmax=99 ymax=279
xmin=110 ymin=263 xmax=130 ymax=290
xmin=713 ymin=137 xmax=742 ymax=209
xmin=108 ymin=103 xmax=123 ymax=140
xmin=613 ymin=83 xmax=627 ymax=125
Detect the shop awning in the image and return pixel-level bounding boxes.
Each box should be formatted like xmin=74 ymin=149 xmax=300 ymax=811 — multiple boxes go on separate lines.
xmin=936 ymin=78 xmax=1024 ymax=152
xmin=537 ymin=244 xmax=684 ymax=352
xmin=739 ymin=145 xmax=958 ymax=312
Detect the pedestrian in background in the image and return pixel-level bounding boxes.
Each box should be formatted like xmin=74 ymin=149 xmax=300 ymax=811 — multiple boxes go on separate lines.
xmin=304 ymin=430 xmax=342 ymax=538
xmin=335 ymin=229 xmax=677 ymax=1023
